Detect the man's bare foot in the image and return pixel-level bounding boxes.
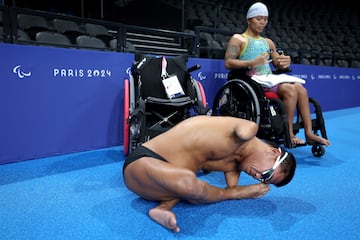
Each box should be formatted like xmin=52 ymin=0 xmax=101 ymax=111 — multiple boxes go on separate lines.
xmin=306 ymin=133 xmax=330 ymax=146
xmin=149 ymin=208 xmax=180 ymax=233
xmin=291 ymin=136 xmax=306 ymax=145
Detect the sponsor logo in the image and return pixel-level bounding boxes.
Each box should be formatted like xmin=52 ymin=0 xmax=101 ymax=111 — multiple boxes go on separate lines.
xmin=338 ymin=75 xmax=350 ymax=79
xmin=317 ymin=74 xmax=332 ymax=79
xmin=292 ymin=74 xmax=308 ymax=80
xmin=13 ymin=65 xmax=31 ymax=78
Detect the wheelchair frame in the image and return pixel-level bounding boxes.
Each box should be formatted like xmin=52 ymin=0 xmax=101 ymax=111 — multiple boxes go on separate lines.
xmin=123 ymin=55 xmax=208 ymax=156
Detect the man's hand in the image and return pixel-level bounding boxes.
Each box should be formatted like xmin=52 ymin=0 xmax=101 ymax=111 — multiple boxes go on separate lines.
xmin=226 ymin=183 xmax=270 ymax=199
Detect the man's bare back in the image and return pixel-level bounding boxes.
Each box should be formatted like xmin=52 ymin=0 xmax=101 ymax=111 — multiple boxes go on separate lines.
xmin=143 ymin=115 xmax=259 ymax=172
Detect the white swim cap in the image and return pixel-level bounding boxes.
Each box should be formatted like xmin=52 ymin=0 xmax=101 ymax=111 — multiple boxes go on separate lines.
xmin=246 ymin=2 xmax=269 ymax=19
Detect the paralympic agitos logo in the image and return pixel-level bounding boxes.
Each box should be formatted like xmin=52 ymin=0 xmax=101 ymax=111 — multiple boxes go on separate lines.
xmin=13 ymin=65 xmax=31 ymax=79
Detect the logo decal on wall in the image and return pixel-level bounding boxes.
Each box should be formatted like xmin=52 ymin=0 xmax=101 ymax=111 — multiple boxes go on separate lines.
xmin=53 ymin=68 xmax=112 ymax=78
xmin=13 ymin=65 xmax=31 ymax=78
xmin=126 ymin=67 xmax=132 ymax=77
xmin=198 ymin=72 xmax=206 ymax=81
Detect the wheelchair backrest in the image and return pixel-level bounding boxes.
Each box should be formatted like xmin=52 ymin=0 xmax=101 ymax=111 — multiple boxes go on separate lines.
xmin=132 ymin=54 xmax=188 ymax=99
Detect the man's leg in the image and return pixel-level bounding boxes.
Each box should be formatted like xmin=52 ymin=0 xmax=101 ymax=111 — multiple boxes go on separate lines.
xmin=124 ymin=158 xmax=270 ymax=231
xmin=125 ymin=158 xmax=270 ymax=203
xmin=149 ymin=199 xmax=180 ymax=232
xmin=148 ymin=180 xmax=270 ymax=232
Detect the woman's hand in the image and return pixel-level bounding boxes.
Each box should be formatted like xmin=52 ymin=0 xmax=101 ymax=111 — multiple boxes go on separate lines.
xmin=254 ymin=52 xmax=272 ymax=67
xmin=275 ymin=55 xmax=291 ymax=69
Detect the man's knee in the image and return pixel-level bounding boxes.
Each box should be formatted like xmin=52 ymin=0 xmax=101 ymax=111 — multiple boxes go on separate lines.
xmin=175 ymin=175 xmax=206 ymax=199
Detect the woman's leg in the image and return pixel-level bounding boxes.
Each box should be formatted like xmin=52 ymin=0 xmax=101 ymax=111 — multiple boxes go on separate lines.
xmin=278 ymin=83 xmax=305 ymax=144
xmin=295 ymin=84 xmax=330 ymax=146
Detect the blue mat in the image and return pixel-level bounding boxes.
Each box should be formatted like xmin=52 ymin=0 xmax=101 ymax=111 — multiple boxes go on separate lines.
xmin=0 ymin=107 xmax=359 ymax=240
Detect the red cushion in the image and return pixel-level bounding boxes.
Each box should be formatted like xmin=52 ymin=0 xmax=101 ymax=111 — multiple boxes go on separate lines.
xmin=264 ymin=91 xmax=280 ymax=99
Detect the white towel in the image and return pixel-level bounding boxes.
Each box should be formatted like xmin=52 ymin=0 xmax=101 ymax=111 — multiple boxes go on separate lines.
xmin=251 ymin=74 xmax=306 ymax=88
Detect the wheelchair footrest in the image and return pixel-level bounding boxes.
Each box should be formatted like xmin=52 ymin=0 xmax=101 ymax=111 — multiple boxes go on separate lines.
xmin=294 ymin=142 xmax=307 ymax=147
xmin=306 ymin=140 xmax=324 ymax=146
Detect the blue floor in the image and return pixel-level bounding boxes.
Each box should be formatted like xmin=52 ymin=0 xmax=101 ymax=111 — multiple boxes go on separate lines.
xmin=0 ymin=107 xmax=359 ymax=240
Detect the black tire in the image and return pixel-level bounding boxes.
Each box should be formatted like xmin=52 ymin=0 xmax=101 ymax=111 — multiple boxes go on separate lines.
xmin=212 ymin=79 xmax=260 ymax=125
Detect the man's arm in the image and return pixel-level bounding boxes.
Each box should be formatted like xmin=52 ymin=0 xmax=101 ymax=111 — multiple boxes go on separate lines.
xmin=224 ymin=171 xmax=240 ymax=188
xmin=224 ymin=171 xmax=271 ymax=200
xmin=232 ymin=119 xmax=258 ymax=143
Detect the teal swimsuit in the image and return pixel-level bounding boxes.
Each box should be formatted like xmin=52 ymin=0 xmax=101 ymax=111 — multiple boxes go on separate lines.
xmin=240 ymin=34 xmax=278 ymax=92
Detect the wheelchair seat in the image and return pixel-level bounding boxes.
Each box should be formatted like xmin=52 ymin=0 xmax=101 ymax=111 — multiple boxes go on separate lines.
xmin=123 ymin=54 xmax=209 ymax=156
xmin=263 ymin=91 xmax=280 ymax=99
xmin=212 ymin=68 xmax=328 ymax=157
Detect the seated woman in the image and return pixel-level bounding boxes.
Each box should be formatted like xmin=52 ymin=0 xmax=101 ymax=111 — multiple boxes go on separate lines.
xmin=224 ymin=2 xmax=330 ymax=146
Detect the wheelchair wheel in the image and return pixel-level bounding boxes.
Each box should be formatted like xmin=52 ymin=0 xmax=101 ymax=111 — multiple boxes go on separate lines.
xmin=196 ymin=81 xmax=207 ymax=108
xmin=123 ymin=79 xmax=130 ymax=156
xmin=312 ymin=144 xmax=325 ymax=157
xmin=212 ymin=79 xmax=260 ymax=125
xmin=124 ymin=76 xmax=143 ymax=156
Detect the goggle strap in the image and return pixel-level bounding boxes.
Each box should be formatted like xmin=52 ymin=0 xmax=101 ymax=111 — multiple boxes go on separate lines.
xmin=272 ymin=148 xmax=288 ymax=170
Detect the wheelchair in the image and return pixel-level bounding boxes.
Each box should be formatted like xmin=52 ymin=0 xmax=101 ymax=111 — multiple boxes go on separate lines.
xmin=211 ymin=69 xmax=328 ymax=157
xmin=123 ymin=54 xmax=209 ymax=156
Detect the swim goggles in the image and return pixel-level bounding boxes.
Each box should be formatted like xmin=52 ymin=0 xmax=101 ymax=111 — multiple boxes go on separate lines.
xmin=258 ymin=148 xmax=288 ymax=182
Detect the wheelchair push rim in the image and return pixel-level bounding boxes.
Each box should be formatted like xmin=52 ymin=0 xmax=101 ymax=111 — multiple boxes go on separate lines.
xmin=123 ymin=79 xmax=130 ymax=156
xmin=212 ymin=79 xmax=261 ymax=125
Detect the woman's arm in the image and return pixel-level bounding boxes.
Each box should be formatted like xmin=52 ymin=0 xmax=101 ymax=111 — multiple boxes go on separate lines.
xmin=266 ymin=38 xmax=291 ymax=70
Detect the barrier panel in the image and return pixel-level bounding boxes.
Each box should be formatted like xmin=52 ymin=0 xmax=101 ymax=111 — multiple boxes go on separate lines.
xmin=0 ymin=43 xmax=131 ymax=164
xmin=1 ymin=43 xmax=359 ymax=164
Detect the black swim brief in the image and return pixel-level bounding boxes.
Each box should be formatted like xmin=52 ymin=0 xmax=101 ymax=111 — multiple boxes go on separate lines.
xmin=123 ymin=145 xmax=168 ymax=173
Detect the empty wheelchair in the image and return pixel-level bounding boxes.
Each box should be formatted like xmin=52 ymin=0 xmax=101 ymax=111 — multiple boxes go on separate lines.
xmin=211 ymin=69 xmax=328 ymax=157
xmin=123 ymin=54 xmax=209 ymax=156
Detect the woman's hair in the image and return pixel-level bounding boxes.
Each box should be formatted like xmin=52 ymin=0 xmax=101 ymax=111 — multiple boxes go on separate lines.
xmin=263 ymin=139 xmax=296 ymax=187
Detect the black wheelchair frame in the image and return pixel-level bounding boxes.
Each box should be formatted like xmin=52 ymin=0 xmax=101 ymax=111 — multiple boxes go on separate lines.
xmin=211 ymin=69 xmax=328 ymax=157
xmin=123 ymin=54 xmax=209 ymax=156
